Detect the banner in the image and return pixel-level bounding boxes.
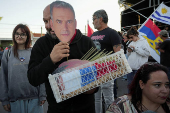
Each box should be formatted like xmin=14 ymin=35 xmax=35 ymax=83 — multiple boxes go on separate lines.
xmin=150 ymin=3 xmax=170 ymax=25
xmin=87 ymin=24 xmax=94 ymax=37
xmin=138 ymin=19 xmax=163 ymax=63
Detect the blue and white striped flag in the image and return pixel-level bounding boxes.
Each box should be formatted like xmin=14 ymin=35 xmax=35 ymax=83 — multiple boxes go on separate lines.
xmin=150 ymin=3 xmax=170 ymax=25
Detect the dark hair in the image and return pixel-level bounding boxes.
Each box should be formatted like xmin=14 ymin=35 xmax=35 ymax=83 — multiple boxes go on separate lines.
xmin=12 ymin=24 xmax=31 ymax=58
xmin=127 ymin=27 xmax=139 ymax=39
xmin=50 ymin=1 xmax=75 ymax=21
xmin=93 ymin=9 xmax=108 ymax=24
xmin=129 ymin=62 xmax=170 ymax=113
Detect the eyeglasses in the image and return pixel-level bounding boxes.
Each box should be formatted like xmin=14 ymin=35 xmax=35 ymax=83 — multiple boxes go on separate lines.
xmin=15 ymin=32 xmax=26 ymax=37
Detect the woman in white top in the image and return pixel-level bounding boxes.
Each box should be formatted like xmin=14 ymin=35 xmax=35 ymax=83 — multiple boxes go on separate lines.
xmin=126 ymin=27 xmax=150 ymax=87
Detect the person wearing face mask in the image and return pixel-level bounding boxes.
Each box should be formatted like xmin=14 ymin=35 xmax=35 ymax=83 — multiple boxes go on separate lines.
xmin=27 ymin=1 xmax=97 ymax=113
xmin=126 ymin=27 xmax=150 ymax=87
xmin=0 ymin=24 xmax=46 ymax=113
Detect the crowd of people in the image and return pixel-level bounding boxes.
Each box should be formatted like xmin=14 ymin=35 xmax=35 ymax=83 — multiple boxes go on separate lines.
xmin=0 ymin=1 xmax=170 ymax=113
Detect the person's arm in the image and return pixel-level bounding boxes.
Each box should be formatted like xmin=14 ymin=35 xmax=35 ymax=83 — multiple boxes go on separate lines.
xmin=113 ymin=44 xmax=121 ymax=53
xmin=38 ymin=83 xmax=46 ymax=106
xmin=27 ymin=39 xmax=69 ymax=87
xmin=27 ymin=45 xmax=56 ymax=87
xmin=134 ymin=40 xmax=150 ymax=57
xmin=160 ymin=49 xmax=165 ymax=53
xmin=155 ymin=43 xmax=161 ymax=50
xmin=106 ymin=96 xmax=125 ymax=113
xmin=159 ymin=41 xmax=166 ymax=53
xmin=127 ymin=42 xmax=133 ymax=57
xmin=0 ymin=50 xmax=11 ymax=111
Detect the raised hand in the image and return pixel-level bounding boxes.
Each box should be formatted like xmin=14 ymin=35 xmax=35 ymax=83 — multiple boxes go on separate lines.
xmin=50 ymin=42 xmax=70 ymax=64
xmin=3 ymin=104 xmax=11 ymax=112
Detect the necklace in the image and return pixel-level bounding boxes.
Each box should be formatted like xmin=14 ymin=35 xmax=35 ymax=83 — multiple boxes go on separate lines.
xmin=141 ymin=104 xmax=161 ymax=112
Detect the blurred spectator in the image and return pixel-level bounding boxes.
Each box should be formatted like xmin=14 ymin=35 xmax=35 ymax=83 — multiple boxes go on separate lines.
xmin=122 ymin=32 xmax=131 ymax=55
xmin=117 ymin=31 xmax=124 ymax=50
xmin=164 ymin=26 xmax=170 ymax=36
xmin=156 ymin=30 xmax=170 ymax=82
xmin=5 ymin=44 xmax=12 ymax=50
xmin=122 ymin=32 xmax=131 ymax=80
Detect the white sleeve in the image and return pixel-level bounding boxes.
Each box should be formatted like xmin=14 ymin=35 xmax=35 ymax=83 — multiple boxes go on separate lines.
xmin=135 ymin=40 xmax=150 ymax=57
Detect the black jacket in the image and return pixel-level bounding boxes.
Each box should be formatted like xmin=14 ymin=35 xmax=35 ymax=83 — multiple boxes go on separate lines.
xmin=28 ymin=29 xmax=96 ymax=113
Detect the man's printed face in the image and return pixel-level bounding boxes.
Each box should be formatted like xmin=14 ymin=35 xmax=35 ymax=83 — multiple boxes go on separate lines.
xmin=51 ymin=7 xmax=76 ymax=43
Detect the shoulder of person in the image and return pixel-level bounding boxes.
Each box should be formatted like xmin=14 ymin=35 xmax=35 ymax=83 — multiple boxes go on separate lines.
xmin=114 ymin=95 xmax=130 ymax=105
xmin=91 ymin=31 xmax=98 ymax=35
xmin=166 ymin=100 xmax=170 ymax=109
xmin=80 ymin=35 xmax=94 ymax=45
xmin=138 ymin=37 xmax=146 ymax=41
xmin=138 ymin=38 xmax=149 ymax=45
xmin=36 ymin=34 xmax=49 ymax=42
xmin=164 ymin=38 xmax=170 ymax=42
xmin=107 ymin=27 xmax=118 ymax=33
xmin=81 ymin=34 xmax=91 ymax=39
xmin=34 ymin=33 xmax=54 ymax=47
xmin=3 ymin=49 xmax=9 ymax=55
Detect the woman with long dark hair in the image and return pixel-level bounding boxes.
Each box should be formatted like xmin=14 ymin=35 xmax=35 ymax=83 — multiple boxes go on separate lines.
xmin=0 ymin=24 xmax=46 ymax=113
xmin=106 ymin=62 xmax=170 ymax=113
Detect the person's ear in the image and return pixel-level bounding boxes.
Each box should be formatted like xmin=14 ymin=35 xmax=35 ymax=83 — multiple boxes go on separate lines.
xmin=50 ymin=19 xmax=54 ymax=30
xmin=139 ymin=80 xmax=145 ymax=89
xmin=99 ymin=17 xmax=103 ymax=23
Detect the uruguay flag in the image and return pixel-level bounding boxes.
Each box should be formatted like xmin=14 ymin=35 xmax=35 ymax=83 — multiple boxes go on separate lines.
xmin=150 ymin=3 xmax=170 ymax=25
xmin=138 ymin=19 xmax=162 ymax=63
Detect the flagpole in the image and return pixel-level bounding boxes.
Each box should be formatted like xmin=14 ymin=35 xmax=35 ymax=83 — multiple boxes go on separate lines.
xmin=85 ymin=25 xmax=86 ymax=36
xmin=86 ymin=20 xmax=89 ymax=36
